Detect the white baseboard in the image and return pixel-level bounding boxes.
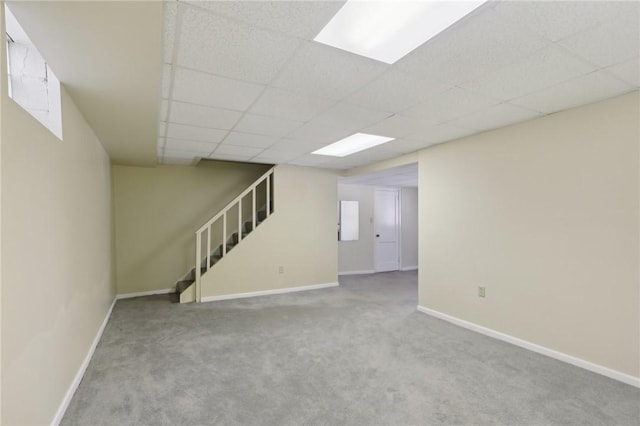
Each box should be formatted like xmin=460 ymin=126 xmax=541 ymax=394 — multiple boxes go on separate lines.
xmin=201 ymin=282 xmax=339 ymax=303
xmin=338 ymin=270 xmax=375 ymax=276
xmin=51 ymin=297 xmax=117 ymax=426
xmin=400 ymin=266 xmax=418 ymax=271
xmin=116 ymin=287 xmax=174 ymax=300
xmin=416 ymin=306 xmax=640 ymax=388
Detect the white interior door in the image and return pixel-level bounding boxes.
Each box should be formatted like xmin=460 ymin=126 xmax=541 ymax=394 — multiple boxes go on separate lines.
xmin=374 ymin=188 xmax=399 ymax=272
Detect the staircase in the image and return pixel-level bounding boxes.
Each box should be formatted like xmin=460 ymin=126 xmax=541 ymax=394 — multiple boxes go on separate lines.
xmin=175 ymin=167 xmax=274 ymax=303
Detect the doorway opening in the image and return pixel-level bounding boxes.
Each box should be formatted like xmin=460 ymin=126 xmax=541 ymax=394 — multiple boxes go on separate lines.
xmin=337 ymin=162 xmax=418 ymax=276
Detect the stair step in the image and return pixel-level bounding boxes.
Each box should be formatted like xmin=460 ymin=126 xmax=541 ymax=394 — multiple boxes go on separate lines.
xmin=229 ymin=232 xmax=239 ymax=244
xmin=176 ymin=280 xmax=194 ymax=294
xmin=188 ymin=267 xmax=208 ymax=280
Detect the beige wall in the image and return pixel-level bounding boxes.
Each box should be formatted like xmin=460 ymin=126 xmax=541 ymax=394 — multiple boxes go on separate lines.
xmin=202 ymin=165 xmax=338 ymax=297
xmin=419 ymin=91 xmax=639 ymax=378
xmin=1 ymin=60 xmax=114 ymax=426
xmin=400 ymin=187 xmax=419 ymax=269
xmin=112 ymin=161 xmax=271 ymax=295
xmin=338 ymin=183 xmax=375 ymax=274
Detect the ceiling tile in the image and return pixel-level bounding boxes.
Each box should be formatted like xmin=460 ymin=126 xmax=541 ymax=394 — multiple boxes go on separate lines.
xmin=214 ymin=144 xmax=263 ymax=157
xmin=163 ymin=2 xmax=177 ymax=63
xmin=288 ymin=154 xmax=333 ymax=167
xmin=166 ymin=122 xmax=228 ymax=143
xmin=462 ymin=46 xmax=596 ymax=101
xmin=330 ymin=156 xmax=369 ymax=169
xmin=312 ymin=103 xmax=391 ymax=133
xmin=396 ymin=7 xmax=548 ymax=86
xmin=510 ymin=71 xmax=634 ymax=114
xmin=492 ymin=1 xmax=622 ymax=42
xmin=323 ymin=156 xmax=370 ymax=170
xmin=382 ymin=138 xmax=431 ymax=155
xmin=346 ymin=69 xmax=452 ymax=113
xmin=172 ymin=67 xmax=264 ymax=111
xmin=321 ymin=163 xmax=355 ymax=171
xmin=335 ymin=145 xmax=405 ymax=166
xmin=158 ymin=121 xmax=167 ymax=138
xmin=185 ymin=1 xmax=346 ymax=39
xmin=606 ymin=58 xmax=640 ymax=87
xmin=558 ymin=10 xmax=640 ymax=68
xmin=252 ymin=148 xmax=300 ymax=164
xmin=234 ymin=113 xmax=303 ymax=137
xmin=207 ymin=153 xmax=254 ymax=163
xmin=223 ymin=132 xmax=279 ymax=148
xmin=286 ymin=121 xmax=353 ymax=144
xmin=403 ymin=87 xmax=500 ymax=123
xmin=161 ymin=64 xmax=172 ymax=98
xmin=270 ymin=138 xmax=325 ymax=155
xmin=159 ymin=100 xmax=169 ymax=121
xmin=249 ymin=88 xmax=335 ymax=122
xmin=405 ymin=123 xmax=476 ymax=146
xmin=169 ymin=101 xmax=242 ymax=130
xmin=178 ymin=6 xmax=301 ymax=84
xmin=165 ymin=137 xmax=217 ymax=154
xmin=452 ymin=103 xmax=541 ymax=132
xmin=362 ymin=115 xmax=439 ymax=139
xmin=272 ymin=42 xmax=387 ymax=101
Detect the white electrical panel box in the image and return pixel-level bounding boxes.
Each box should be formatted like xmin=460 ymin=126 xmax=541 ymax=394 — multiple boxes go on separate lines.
xmin=339 ymin=200 xmax=359 ymax=241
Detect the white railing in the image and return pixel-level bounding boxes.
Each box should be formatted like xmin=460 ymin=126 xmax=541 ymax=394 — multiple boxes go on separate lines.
xmin=194 ymin=166 xmax=275 ymax=302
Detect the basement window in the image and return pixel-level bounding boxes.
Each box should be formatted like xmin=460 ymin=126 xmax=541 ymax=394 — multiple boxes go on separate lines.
xmin=4 ymin=4 xmax=62 ymax=140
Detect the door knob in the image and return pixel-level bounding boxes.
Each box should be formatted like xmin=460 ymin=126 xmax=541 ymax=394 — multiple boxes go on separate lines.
xmin=376 ymin=234 xmax=380 ymax=237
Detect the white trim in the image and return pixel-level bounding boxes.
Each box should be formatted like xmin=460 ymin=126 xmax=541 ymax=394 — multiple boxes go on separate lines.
xmin=201 ymin=282 xmax=339 ymax=303
xmin=116 ymin=288 xmax=174 ymax=300
xmin=338 ymin=269 xmax=376 ymax=276
xmin=51 ymin=297 xmax=117 ymax=426
xmin=398 ymin=188 xmax=403 ymax=270
xmin=416 ymin=306 xmax=640 ymax=388
xmin=400 ymin=266 xmax=418 ymax=271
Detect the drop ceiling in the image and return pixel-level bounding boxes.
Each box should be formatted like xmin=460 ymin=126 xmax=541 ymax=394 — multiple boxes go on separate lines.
xmin=7 ymin=1 xmax=638 ymax=169
xmin=157 ymin=1 xmax=639 ymax=170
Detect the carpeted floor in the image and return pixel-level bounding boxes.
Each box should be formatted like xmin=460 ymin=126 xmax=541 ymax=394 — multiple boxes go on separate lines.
xmin=62 ymin=271 xmax=639 ymax=425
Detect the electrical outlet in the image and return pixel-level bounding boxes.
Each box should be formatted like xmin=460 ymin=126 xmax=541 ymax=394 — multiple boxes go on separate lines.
xmin=478 ymin=286 xmax=486 ymax=298
xmin=278 ymin=266 xmax=284 ymax=274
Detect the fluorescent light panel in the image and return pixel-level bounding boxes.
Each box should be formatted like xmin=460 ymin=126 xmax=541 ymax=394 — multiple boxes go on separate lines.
xmin=312 ymin=133 xmax=394 ymax=157
xmin=314 ymin=0 xmax=488 ymax=64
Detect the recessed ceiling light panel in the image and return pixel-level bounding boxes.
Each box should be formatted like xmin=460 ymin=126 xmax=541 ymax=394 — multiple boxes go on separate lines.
xmin=314 ymin=0 xmax=488 ymax=64
xmin=312 ymin=133 xmax=395 ymax=157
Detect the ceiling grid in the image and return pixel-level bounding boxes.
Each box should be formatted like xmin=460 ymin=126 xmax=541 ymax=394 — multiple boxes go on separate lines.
xmin=156 ymin=0 xmax=638 ymax=169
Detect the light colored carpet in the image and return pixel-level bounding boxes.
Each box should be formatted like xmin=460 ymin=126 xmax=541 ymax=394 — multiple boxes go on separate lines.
xmin=62 ymin=271 xmax=639 ymax=425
